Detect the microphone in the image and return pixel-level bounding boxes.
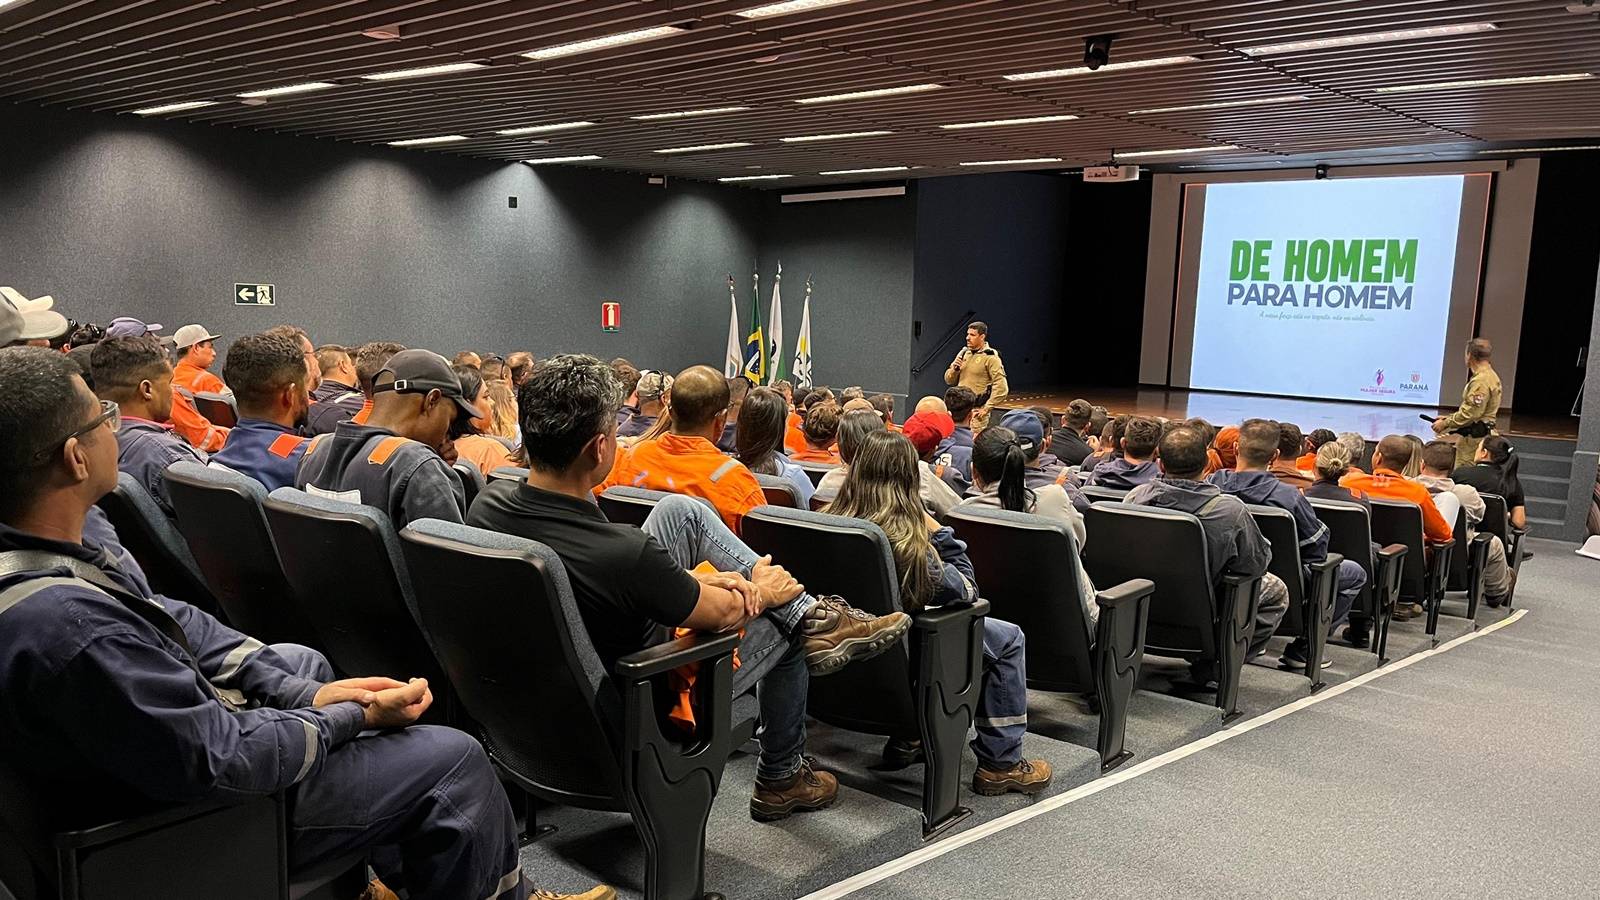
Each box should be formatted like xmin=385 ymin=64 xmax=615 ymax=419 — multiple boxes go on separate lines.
xmin=953 ymin=347 xmax=971 ymax=367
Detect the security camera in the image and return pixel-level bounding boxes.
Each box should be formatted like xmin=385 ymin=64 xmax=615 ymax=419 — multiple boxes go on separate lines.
xmin=1314 ymin=164 xmax=1329 ymax=180
xmin=1084 ymin=35 xmax=1115 ymax=71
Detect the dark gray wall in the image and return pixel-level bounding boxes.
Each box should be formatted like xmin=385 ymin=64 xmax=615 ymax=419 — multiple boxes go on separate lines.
xmin=756 ymin=188 xmax=917 ymax=401
xmin=1 ymin=102 xmax=761 ymax=372
xmin=910 ymin=174 xmax=1071 ymax=404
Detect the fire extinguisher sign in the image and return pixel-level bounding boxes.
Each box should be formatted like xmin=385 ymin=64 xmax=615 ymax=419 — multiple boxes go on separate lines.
xmin=601 ymin=301 xmax=621 ymax=332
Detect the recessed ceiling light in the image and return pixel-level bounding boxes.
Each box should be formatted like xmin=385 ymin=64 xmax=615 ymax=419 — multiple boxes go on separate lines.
xmin=1241 ymin=22 xmax=1497 ymax=56
xmin=719 ymin=174 xmax=793 ymax=181
xmin=779 ymin=130 xmax=893 ymax=142
xmin=794 ymin=83 xmax=941 ymax=104
xmin=654 ymin=142 xmax=754 ymax=154
xmin=819 ymin=166 xmax=911 ymax=174
xmin=524 ymin=155 xmax=602 ymax=164
xmin=957 ymin=157 xmax=1064 ymax=166
xmin=131 ymin=101 xmax=216 ymax=115
xmin=236 ymin=82 xmax=339 ymax=99
xmin=1375 ymin=72 xmax=1594 ymax=93
xmin=940 ymin=114 xmax=1079 ymax=129
xmin=1477 ymin=145 xmax=1600 ymax=153
xmin=735 ymin=0 xmax=864 ymax=19
xmin=1129 ymin=95 xmax=1309 ymax=115
xmin=1003 ymin=55 xmax=1197 ymax=81
xmin=495 ymin=121 xmax=595 ymax=135
xmin=387 ymin=135 xmax=470 ymax=146
xmin=523 ymin=25 xmax=685 ymax=60
xmin=360 ymin=62 xmax=487 ymax=81
xmin=630 ymin=106 xmax=751 ymax=120
xmin=1115 ymin=145 xmax=1239 ymax=158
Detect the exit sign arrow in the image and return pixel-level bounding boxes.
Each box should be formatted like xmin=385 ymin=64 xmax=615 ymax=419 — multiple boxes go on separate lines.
xmin=238 ymin=286 xmax=255 ymax=302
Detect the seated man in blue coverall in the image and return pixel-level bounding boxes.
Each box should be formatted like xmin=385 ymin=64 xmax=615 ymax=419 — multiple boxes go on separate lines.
xmin=0 ymin=347 xmax=608 ymax=900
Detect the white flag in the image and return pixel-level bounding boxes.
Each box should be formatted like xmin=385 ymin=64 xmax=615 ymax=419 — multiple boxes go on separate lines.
xmin=723 ymin=276 xmax=743 ymax=378
xmin=766 ymin=264 xmax=786 ymax=386
xmin=793 ymin=281 xmax=813 ymax=389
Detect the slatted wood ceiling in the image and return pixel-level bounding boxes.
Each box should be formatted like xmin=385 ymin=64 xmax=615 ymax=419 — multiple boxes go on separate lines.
xmin=2 ymin=0 xmax=1597 ymax=187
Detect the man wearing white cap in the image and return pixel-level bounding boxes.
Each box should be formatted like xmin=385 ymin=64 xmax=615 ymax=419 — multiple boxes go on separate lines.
xmin=0 ymin=286 xmax=69 ymax=347
xmin=172 ymin=324 xmax=225 ymax=395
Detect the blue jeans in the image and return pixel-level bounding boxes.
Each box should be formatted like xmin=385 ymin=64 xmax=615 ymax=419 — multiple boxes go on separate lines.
xmin=1331 ymin=558 xmax=1365 ymax=630
xmin=642 ymin=495 xmax=817 ymax=781
xmin=971 ymin=617 xmax=1028 ymax=769
xmin=276 ymin=645 xmax=531 ymax=899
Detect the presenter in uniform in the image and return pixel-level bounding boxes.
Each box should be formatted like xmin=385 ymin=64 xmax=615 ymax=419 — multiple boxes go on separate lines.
xmin=1433 ymin=338 xmax=1502 ymax=468
xmin=944 ymin=321 xmax=1009 ymax=431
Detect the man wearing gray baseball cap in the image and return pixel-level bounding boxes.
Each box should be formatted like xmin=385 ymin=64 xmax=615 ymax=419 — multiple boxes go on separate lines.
xmin=295 ymin=349 xmax=474 ymax=527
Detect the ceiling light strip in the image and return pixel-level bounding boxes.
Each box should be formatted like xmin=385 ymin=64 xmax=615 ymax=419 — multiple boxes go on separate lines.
xmin=131 ymin=100 xmax=216 ymax=115
xmin=720 ymin=174 xmax=793 ymax=181
xmin=735 ymin=0 xmax=864 ymax=19
xmin=360 ymin=62 xmax=486 ymax=81
xmin=795 ymin=83 xmax=941 ymax=104
xmin=1003 ymin=55 xmax=1196 ymax=81
xmin=388 ymin=134 xmax=470 ymax=146
xmin=1375 ymin=72 xmax=1594 ymax=93
xmin=1115 ymin=145 xmax=1239 ymax=158
xmin=957 ymin=157 xmax=1063 ymax=166
xmin=819 ymin=166 xmax=910 ymax=174
xmin=525 ymin=155 xmax=602 ymax=164
xmin=1129 ymin=95 xmax=1308 ymax=115
xmin=1241 ymin=22 xmax=1497 ymax=56
xmin=523 ymin=25 xmax=685 ymax=60
xmin=654 ymin=142 xmax=753 ymax=154
xmin=779 ymin=130 xmax=893 ymax=142
xmin=495 ymin=121 xmax=595 ymax=135
xmin=236 ymin=82 xmax=338 ymax=98
xmin=940 ymin=114 xmax=1079 ymax=129
xmin=1477 ymin=145 xmax=1600 ymax=153
xmin=630 ymin=106 xmax=750 ymax=120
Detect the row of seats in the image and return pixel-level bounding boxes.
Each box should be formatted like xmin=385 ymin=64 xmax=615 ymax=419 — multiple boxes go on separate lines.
xmin=79 ymin=454 xmax=1524 ymax=900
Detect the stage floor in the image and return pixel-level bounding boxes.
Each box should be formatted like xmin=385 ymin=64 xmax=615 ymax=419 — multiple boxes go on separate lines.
xmin=1002 ymin=385 xmax=1577 ymax=442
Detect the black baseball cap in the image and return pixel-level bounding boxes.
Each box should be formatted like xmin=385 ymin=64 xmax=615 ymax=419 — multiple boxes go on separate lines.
xmin=374 ymin=349 xmax=478 ymax=418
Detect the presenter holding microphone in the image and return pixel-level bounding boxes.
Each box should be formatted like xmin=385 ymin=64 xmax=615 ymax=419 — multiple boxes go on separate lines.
xmin=945 ymin=321 xmax=1009 ymax=431
xmin=1433 ymin=337 xmax=1502 ymax=468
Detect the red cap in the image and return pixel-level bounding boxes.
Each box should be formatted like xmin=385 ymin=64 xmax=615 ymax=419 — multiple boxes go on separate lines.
xmin=902 ymin=411 xmax=955 ymax=456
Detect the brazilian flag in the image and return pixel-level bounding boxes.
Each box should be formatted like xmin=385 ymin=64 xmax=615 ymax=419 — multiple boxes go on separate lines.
xmin=742 ymin=278 xmax=765 ymax=382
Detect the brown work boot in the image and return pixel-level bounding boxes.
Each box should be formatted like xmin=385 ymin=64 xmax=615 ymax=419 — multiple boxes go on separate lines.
xmin=530 ymin=887 xmax=617 ymax=900
xmin=973 ymin=758 xmax=1053 ymax=796
xmin=799 ymin=595 xmax=911 ymax=675
xmin=750 ymin=758 xmax=839 ymax=821
xmin=1391 ymin=601 xmax=1423 ymax=620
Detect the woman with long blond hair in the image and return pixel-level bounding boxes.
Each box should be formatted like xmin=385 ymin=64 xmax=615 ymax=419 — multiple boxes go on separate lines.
xmin=483 ymin=379 xmax=520 ymax=445
xmin=823 ymin=430 xmax=1051 ymax=797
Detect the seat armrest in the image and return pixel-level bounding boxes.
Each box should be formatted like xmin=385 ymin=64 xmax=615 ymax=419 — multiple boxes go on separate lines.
xmin=54 ymin=794 xmax=277 ymax=850
xmin=1095 ymin=578 xmax=1155 ymax=610
xmin=912 ymin=598 xmax=991 ymax=632
xmin=1307 ymin=552 xmax=1343 ymax=575
xmin=1218 ymin=570 xmax=1259 ymax=591
xmin=1425 ymin=537 xmax=1456 ymax=553
xmin=615 ymin=630 xmax=741 ymax=681
xmin=1376 ymin=543 xmax=1407 ymax=563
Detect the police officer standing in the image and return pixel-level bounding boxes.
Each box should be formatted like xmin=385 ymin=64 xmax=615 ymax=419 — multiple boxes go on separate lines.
xmin=1433 ymin=338 xmax=1502 ymax=468
xmin=944 ymin=320 xmax=1009 ymax=431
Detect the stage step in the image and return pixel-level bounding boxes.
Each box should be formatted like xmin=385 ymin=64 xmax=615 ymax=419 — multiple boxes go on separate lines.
xmin=1516 ymin=451 xmax=1574 ymax=479
xmin=1522 ymin=473 xmax=1572 ymax=500
xmin=1528 ymin=517 xmax=1566 ymax=539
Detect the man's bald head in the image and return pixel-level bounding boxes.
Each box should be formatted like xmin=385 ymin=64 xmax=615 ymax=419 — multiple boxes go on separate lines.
xmin=915 ymin=395 xmax=949 ymax=416
xmin=669 ymin=365 xmax=731 ymax=432
xmin=1374 ymin=434 xmax=1413 ymax=471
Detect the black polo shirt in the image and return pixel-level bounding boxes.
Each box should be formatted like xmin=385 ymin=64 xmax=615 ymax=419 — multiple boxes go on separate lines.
xmin=1050 ymin=428 xmax=1093 ymax=466
xmin=467 ymin=480 xmax=700 ymax=670
xmin=1452 ymin=462 xmax=1524 ymax=510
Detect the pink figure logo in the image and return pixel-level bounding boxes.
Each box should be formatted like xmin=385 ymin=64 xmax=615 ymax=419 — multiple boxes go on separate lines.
xmin=1374 ymin=369 xmax=1385 ymax=386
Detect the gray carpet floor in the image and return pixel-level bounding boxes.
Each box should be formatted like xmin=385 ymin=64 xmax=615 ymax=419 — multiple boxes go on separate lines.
xmin=519 ymin=544 xmax=1564 ymax=899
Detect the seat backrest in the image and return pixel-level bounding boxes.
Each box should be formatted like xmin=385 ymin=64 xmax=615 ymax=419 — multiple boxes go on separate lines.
xmin=95 ymin=472 xmax=219 ymax=615
xmin=162 ymin=461 xmax=318 ymax=646
xmin=595 ymin=486 xmax=717 ymax=528
xmin=1083 ymin=502 xmax=1218 ymax=657
xmin=1447 ymin=503 xmax=1470 ymax=586
xmin=261 ymin=487 xmax=441 ymax=683
xmin=1247 ymin=505 xmax=1306 ymax=633
xmin=1479 ymin=493 xmax=1511 ymax=545
xmin=192 ymin=392 xmax=237 ymax=428
xmin=1309 ymin=498 xmax=1374 ymax=613
xmin=753 ymin=473 xmax=801 ymax=509
xmin=1368 ymin=498 xmax=1426 ymax=601
xmin=741 ymin=506 xmax=918 ymax=732
xmin=1081 ymin=485 xmax=1129 ymax=503
xmin=488 ymin=466 xmax=529 ymax=484
xmin=794 ymin=461 xmax=837 ymax=486
xmin=399 ymin=520 xmax=624 ymax=807
xmin=945 ymin=506 xmax=1094 ymax=689
xmin=452 ymin=463 xmax=485 ymax=512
